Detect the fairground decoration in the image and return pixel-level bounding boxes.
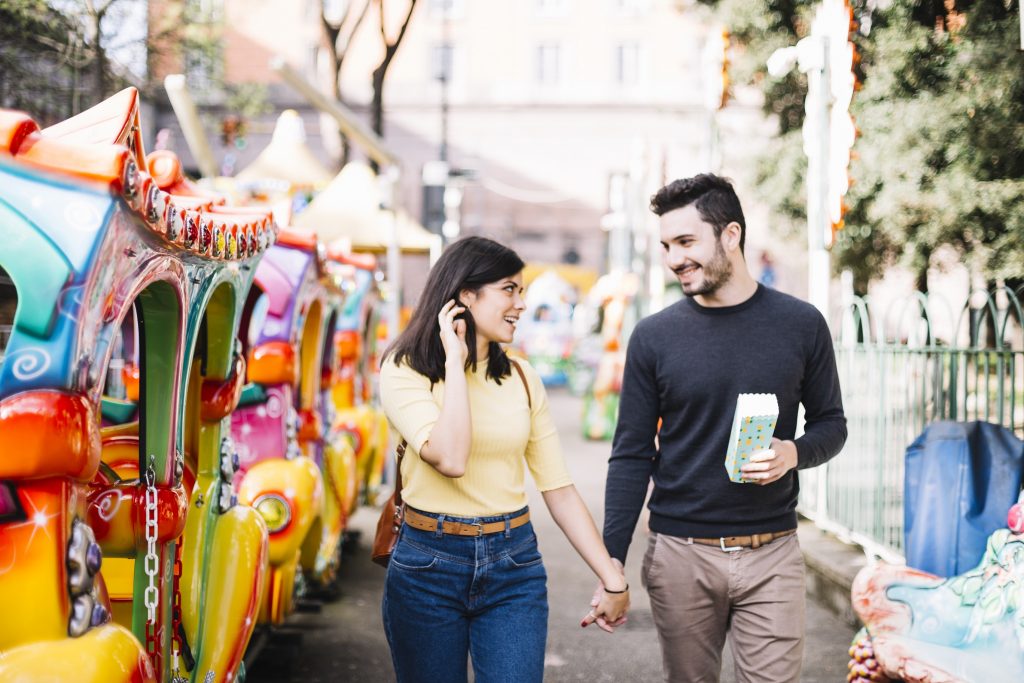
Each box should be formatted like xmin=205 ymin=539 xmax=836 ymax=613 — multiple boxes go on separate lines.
xmin=849 ymin=492 xmax=1024 ymax=683
xmin=581 ymin=273 xmax=639 ymax=441
xmin=326 ymin=248 xmax=389 ymax=510
xmin=0 ymin=88 xmax=275 ymax=682
xmin=231 ymin=228 xmax=360 ymax=620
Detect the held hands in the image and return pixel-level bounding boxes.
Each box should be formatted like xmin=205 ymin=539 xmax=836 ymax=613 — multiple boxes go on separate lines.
xmin=582 ymin=559 xmax=629 ymax=633
xmin=740 ymin=437 xmax=798 ymax=485
xmin=438 ymin=299 xmax=468 ymax=366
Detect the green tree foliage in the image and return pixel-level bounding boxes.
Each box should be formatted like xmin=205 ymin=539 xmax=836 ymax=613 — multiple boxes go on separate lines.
xmin=700 ymin=0 xmax=1023 ymax=291
xmin=839 ymin=1 xmax=1023 ymax=290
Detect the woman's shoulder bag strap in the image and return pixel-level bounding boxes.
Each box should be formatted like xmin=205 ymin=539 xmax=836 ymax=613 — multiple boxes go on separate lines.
xmin=509 ymin=358 xmax=532 ymax=410
xmin=395 ymin=439 xmax=405 ymax=503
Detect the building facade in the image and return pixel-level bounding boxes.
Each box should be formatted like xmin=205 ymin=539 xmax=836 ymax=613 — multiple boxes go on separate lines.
xmin=152 ymin=0 xmax=784 ymax=294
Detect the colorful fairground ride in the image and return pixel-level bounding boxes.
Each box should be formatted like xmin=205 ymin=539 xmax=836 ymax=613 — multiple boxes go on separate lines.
xmin=290 ymin=159 xmax=417 ymax=512
xmin=0 ymin=88 xmax=277 ymax=681
xmin=325 ymin=247 xmax=389 ymax=510
xmin=577 ymin=272 xmax=639 ymax=441
xmin=848 ymin=497 xmax=1024 ymax=683
xmin=229 ymin=226 xmax=362 ymax=622
xmin=515 ymin=270 xmax=577 ymax=388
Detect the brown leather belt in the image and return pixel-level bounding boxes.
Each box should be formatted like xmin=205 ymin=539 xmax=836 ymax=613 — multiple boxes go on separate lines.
xmin=690 ymin=528 xmax=797 ymax=551
xmin=404 ymin=508 xmax=531 ymax=537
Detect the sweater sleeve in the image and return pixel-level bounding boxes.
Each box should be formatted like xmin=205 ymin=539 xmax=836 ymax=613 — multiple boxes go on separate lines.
xmin=378 ymin=358 xmax=439 ymax=454
xmin=793 ymin=313 xmax=848 ymax=469
xmin=603 ymin=326 xmax=660 ymax=564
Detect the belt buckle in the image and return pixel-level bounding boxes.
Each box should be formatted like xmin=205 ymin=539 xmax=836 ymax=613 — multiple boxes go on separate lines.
xmin=472 ymin=522 xmax=484 ymax=537
xmin=719 ymin=537 xmax=742 ymax=552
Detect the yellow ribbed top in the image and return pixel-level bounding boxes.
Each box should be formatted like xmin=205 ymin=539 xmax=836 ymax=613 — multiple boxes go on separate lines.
xmin=378 ymin=355 xmax=573 ymax=516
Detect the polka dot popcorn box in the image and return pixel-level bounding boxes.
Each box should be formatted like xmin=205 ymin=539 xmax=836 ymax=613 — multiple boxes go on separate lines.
xmin=725 ymin=393 xmax=779 ymax=483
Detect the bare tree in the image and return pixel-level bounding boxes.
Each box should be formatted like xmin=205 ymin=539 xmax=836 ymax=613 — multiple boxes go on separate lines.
xmin=40 ymin=0 xmax=219 ymax=110
xmin=0 ymin=0 xmax=89 ymax=121
xmin=370 ymin=0 xmax=418 ymax=146
xmin=81 ymin=0 xmax=115 ymax=100
xmin=320 ymin=0 xmax=371 ymax=164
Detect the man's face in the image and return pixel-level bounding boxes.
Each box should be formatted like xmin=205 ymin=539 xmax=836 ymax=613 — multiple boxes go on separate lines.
xmin=660 ymin=204 xmax=733 ymax=298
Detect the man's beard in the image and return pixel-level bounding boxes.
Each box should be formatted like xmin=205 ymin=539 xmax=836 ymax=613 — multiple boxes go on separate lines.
xmin=677 ymin=242 xmax=733 ymax=298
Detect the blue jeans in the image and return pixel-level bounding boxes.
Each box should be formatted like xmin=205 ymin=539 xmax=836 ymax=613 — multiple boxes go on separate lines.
xmin=382 ymin=506 xmax=548 ymax=683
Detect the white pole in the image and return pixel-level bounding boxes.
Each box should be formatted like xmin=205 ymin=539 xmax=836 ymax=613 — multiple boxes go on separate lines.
xmin=805 ymin=37 xmax=832 ymax=322
xmin=163 ymin=75 xmax=218 ymax=178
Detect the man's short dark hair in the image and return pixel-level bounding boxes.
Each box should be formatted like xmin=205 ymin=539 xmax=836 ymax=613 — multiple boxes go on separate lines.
xmin=650 ymin=174 xmax=746 ymax=253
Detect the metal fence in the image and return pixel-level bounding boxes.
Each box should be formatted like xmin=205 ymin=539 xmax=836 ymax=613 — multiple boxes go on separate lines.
xmin=798 ymin=288 xmax=1024 ymax=563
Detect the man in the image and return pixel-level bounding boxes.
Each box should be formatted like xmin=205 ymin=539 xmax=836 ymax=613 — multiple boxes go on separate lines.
xmin=601 ymin=174 xmax=847 ymax=682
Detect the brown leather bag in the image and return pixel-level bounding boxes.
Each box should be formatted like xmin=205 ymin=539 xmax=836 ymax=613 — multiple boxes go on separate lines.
xmin=371 ymin=359 xmax=531 ymax=567
xmin=371 ymin=439 xmax=406 ymax=567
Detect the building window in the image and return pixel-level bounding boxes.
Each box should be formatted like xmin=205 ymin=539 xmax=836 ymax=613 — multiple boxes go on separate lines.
xmin=615 ymin=43 xmax=640 ymax=84
xmin=309 ymin=45 xmax=321 ymax=79
xmin=535 ymin=0 xmax=568 ymax=17
xmin=431 ymin=43 xmax=455 ymax=82
xmin=429 ymin=0 xmax=464 ymax=18
xmin=186 ymin=0 xmax=222 ymax=22
xmin=612 ymin=0 xmax=647 ymax=16
xmin=536 ymin=44 xmax=561 ymax=84
xmin=185 ymin=48 xmax=217 ymax=94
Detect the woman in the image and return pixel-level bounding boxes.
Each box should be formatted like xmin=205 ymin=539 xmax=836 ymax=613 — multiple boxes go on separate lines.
xmin=379 ymin=236 xmax=629 ymax=683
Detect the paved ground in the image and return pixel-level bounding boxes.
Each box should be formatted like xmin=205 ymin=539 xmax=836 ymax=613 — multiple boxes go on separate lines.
xmin=247 ymin=387 xmax=857 ymax=682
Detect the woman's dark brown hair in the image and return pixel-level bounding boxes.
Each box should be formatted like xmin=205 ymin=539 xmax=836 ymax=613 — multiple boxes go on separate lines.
xmin=385 ymin=236 xmax=525 ymax=384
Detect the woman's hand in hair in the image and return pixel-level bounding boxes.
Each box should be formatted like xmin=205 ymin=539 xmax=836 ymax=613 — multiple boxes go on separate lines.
xmin=438 ymin=299 xmax=468 ymax=367
xmin=421 ymin=299 xmax=472 ymax=477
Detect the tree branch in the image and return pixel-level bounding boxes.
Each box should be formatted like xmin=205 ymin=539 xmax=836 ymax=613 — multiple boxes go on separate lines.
xmin=382 ymin=0 xmax=417 ymax=50
xmin=340 ymin=0 xmax=370 ymax=56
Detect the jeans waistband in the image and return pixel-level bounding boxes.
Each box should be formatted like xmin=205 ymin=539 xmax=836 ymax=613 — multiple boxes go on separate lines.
xmin=405 ymin=507 xmax=529 ymax=537
xmin=399 ymin=506 xmax=534 ymax=558
xmin=405 ymin=505 xmax=530 ymax=525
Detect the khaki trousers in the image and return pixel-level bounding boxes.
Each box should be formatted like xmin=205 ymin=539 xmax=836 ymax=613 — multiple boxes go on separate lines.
xmin=641 ymin=531 xmax=806 ymax=683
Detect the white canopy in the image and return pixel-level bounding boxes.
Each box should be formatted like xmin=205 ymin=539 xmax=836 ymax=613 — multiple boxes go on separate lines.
xmin=292 ymin=161 xmax=436 ymax=254
xmin=235 ymin=109 xmax=333 ymax=189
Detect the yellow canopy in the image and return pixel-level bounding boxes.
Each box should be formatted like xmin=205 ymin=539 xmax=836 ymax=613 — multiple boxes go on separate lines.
xmin=235 ymin=109 xmax=333 ymax=189
xmin=292 ymin=161 xmax=436 ymax=253
xmin=523 ymin=263 xmax=599 ymax=295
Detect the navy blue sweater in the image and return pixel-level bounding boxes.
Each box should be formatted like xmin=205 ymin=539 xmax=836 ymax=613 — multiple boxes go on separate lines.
xmin=603 ymin=285 xmax=847 ymax=563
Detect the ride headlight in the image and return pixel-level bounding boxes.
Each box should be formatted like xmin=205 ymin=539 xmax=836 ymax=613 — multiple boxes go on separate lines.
xmin=253 ymin=494 xmax=291 ymax=533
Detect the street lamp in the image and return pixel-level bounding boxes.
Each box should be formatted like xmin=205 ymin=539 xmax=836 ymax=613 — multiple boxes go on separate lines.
xmin=767 ymin=0 xmax=856 ymax=321
xmin=701 ymin=26 xmax=730 ymax=171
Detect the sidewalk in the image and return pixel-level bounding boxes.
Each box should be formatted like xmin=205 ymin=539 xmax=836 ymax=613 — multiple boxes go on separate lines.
xmin=536 ymin=388 xmax=859 ymax=682
xmin=798 ymin=519 xmax=870 ymax=629
xmin=246 ymin=387 xmax=862 ymax=682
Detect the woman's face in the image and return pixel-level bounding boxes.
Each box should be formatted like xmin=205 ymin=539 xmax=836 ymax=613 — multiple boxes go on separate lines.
xmin=462 ymin=273 xmax=527 ymax=346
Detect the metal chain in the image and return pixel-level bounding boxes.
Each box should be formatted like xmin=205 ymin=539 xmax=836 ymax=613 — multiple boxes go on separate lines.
xmin=143 ymin=457 xmax=160 ymax=620
xmin=171 ymin=540 xmax=184 ymax=682
xmin=143 ymin=456 xmax=160 ymax=661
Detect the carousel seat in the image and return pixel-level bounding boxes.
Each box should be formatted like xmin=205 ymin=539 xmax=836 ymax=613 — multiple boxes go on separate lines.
xmin=851 ymin=527 xmax=1024 ymax=683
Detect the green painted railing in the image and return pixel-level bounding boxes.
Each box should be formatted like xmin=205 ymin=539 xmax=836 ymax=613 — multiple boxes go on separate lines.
xmin=798 ymin=288 xmax=1024 ymax=562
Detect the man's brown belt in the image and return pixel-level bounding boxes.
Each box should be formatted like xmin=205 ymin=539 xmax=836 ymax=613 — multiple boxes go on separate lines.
xmin=404 ymin=508 xmax=531 ymax=537
xmin=690 ymin=528 xmax=797 ymax=551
